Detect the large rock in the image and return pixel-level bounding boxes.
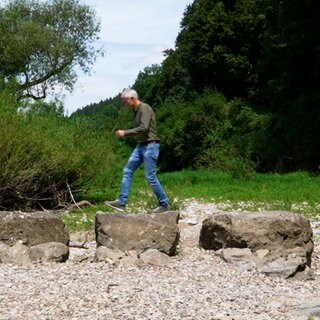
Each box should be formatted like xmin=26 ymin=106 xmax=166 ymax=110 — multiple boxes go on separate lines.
xmin=95 ymin=211 xmax=180 ymax=256
xmin=0 ymin=211 xmax=70 ymax=265
xmin=30 ymin=242 xmax=69 ymax=263
xmin=0 ymin=211 xmax=69 ymax=247
xmin=199 ymin=211 xmax=314 ymax=278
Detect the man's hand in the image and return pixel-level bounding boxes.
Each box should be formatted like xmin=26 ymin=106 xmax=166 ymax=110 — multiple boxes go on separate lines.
xmin=116 ymin=130 xmax=125 ymax=137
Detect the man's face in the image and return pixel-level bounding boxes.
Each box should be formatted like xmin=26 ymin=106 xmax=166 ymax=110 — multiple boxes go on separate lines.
xmin=122 ymin=97 xmax=136 ymax=109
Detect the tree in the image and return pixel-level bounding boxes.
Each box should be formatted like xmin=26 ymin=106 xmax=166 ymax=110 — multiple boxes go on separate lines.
xmin=154 ymin=0 xmax=320 ymax=172
xmin=132 ymin=64 xmax=163 ymax=108
xmin=252 ymin=0 xmax=320 ymax=171
xmin=0 ymin=0 xmax=102 ymax=101
xmin=162 ymin=0 xmax=265 ymax=100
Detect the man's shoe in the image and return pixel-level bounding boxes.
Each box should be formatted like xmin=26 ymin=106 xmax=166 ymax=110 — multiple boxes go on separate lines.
xmin=149 ymin=206 xmax=169 ymax=214
xmin=105 ymin=200 xmax=125 ymax=212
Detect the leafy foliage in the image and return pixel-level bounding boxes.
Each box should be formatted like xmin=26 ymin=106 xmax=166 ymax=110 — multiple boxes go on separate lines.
xmin=132 ymin=65 xmax=163 ymax=108
xmin=159 ymin=0 xmax=265 ymax=100
xmin=157 ymin=90 xmax=269 ymax=176
xmin=0 ymin=0 xmax=102 ymax=100
xmin=252 ymin=0 xmax=320 ymax=171
xmin=0 ymin=91 xmax=118 ymax=210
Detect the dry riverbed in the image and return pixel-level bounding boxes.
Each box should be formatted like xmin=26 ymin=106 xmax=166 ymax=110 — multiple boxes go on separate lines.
xmin=0 ymin=200 xmax=320 ymax=320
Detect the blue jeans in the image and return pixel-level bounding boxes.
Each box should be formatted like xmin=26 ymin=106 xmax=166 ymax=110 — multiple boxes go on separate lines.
xmin=119 ymin=143 xmax=168 ymax=207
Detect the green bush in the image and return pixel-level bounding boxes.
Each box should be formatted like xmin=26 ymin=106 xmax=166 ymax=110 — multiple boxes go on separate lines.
xmin=157 ymin=90 xmax=270 ymax=177
xmin=157 ymin=90 xmax=228 ymax=171
xmin=0 ymin=92 xmax=118 ymax=210
xmin=196 ymin=98 xmax=271 ymax=177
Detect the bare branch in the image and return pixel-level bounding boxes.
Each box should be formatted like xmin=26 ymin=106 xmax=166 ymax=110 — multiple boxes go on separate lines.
xmin=66 ymin=181 xmax=82 ymax=211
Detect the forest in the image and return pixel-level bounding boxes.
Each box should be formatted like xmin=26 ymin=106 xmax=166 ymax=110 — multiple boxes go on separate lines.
xmin=0 ymin=0 xmax=319 ymax=210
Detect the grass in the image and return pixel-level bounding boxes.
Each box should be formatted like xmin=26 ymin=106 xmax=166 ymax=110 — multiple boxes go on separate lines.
xmin=61 ymin=169 xmax=320 ymax=232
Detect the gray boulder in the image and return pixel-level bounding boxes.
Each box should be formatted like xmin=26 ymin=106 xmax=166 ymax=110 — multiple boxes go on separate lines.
xmin=0 ymin=211 xmax=69 ymax=247
xmin=0 ymin=211 xmax=70 ymax=265
xmin=199 ymin=211 xmax=314 ymax=278
xmin=95 ymin=211 xmax=180 ymax=256
xmin=30 ymin=242 xmax=69 ymax=263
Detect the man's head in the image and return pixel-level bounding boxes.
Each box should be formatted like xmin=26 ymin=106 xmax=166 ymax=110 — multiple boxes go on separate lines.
xmin=121 ymin=88 xmax=140 ymax=109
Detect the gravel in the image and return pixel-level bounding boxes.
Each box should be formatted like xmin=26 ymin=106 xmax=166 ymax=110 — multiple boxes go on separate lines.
xmin=1 ymin=200 xmax=320 ymax=320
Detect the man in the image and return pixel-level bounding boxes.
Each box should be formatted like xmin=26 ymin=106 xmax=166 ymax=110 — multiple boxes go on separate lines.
xmin=105 ymin=88 xmax=169 ymax=213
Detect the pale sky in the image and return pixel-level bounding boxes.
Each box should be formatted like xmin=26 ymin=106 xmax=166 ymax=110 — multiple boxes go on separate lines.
xmin=62 ymin=0 xmax=193 ymax=114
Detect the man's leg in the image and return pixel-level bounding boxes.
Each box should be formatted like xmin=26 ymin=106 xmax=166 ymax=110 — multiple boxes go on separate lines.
xmin=143 ymin=143 xmax=168 ymax=208
xmin=118 ymin=145 xmax=143 ymax=205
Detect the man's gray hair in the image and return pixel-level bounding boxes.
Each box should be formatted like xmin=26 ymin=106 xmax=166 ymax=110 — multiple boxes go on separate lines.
xmin=121 ymin=88 xmax=139 ymax=99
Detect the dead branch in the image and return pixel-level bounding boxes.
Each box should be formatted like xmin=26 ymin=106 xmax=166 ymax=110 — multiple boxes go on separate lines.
xmin=66 ymin=181 xmax=81 ymax=211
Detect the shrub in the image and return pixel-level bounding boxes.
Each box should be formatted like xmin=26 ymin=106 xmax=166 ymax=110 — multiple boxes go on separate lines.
xmin=0 ymin=93 xmax=117 ymax=210
xmin=157 ymin=90 xmax=270 ymax=177
xmin=157 ymin=90 xmax=228 ymax=171
xmin=196 ymin=98 xmax=270 ymax=177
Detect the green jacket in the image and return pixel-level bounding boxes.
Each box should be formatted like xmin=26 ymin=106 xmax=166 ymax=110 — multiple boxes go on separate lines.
xmin=124 ymin=102 xmax=159 ymax=143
